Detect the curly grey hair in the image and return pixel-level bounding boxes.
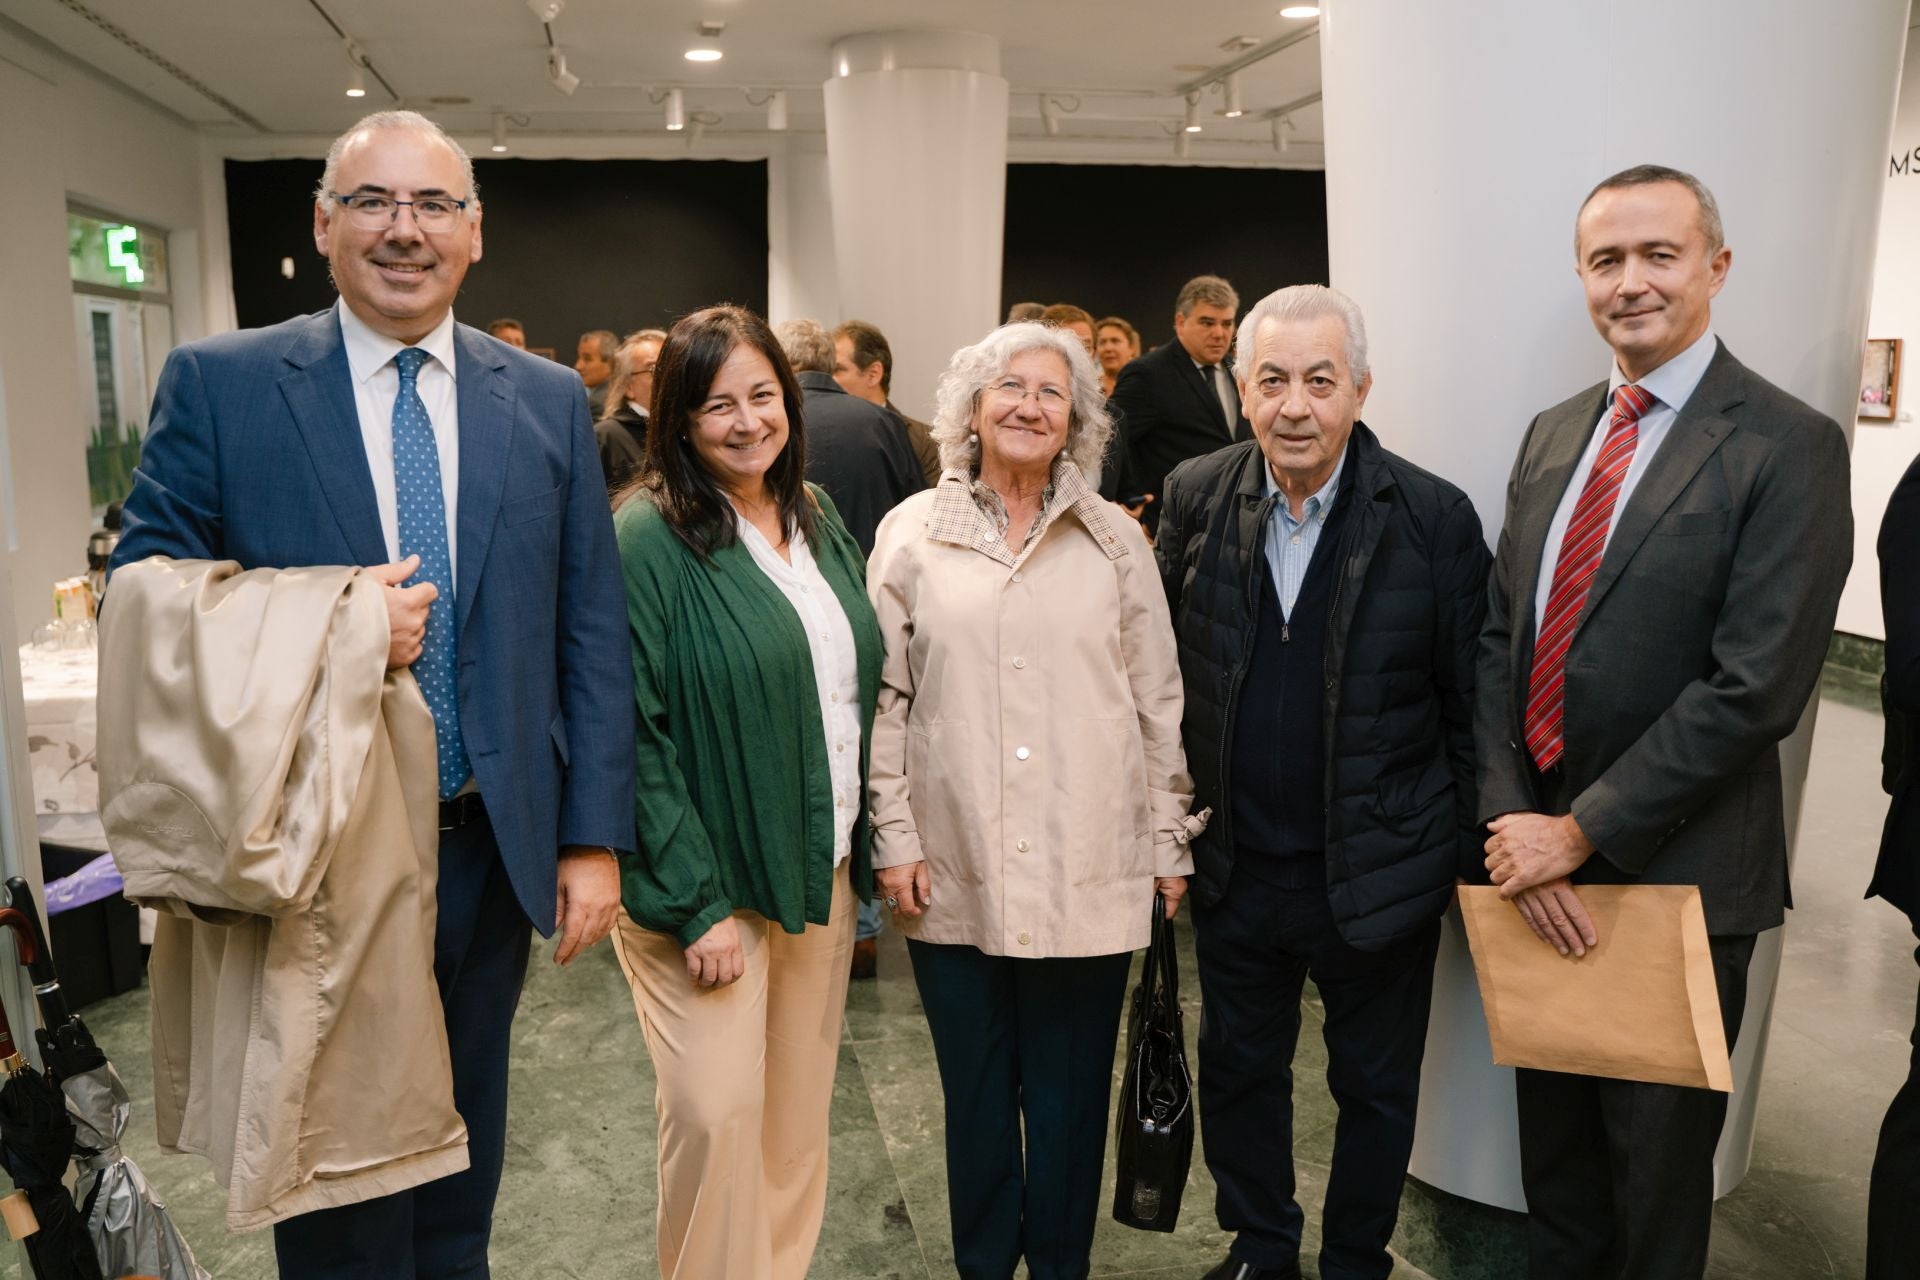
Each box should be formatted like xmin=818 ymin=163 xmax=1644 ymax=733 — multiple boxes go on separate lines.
xmin=315 ymin=110 xmax=478 ymax=217
xmin=929 ymin=322 xmax=1113 ymax=475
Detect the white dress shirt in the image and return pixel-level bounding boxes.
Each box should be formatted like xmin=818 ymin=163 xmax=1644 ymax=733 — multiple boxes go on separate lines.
xmin=1192 ymin=356 xmax=1240 ymax=433
xmin=735 ymin=516 xmax=863 ymax=867
xmin=1532 ymin=326 xmax=1718 ymax=634
xmin=337 ymin=301 xmax=461 ymax=582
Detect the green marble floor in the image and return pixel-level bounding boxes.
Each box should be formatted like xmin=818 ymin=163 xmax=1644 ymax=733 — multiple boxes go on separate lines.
xmin=9 ymin=682 xmax=1909 ymax=1277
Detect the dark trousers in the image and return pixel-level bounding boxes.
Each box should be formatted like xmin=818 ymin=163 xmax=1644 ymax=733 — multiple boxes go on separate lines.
xmin=1514 ymin=932 xmax=1756 ymax=1280
xmin=1192 ymin=869 xmax=1441 ymax=1280
xmin=907 ymin=939 xmax=1133 ymax=1280
xmin=273 ymin=815 xmax=534 ymax=1279
xmin=1868 ymin=925 xmax=1920 ymax=1280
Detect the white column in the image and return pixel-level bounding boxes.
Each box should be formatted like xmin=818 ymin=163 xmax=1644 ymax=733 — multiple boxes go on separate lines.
xmin=823 ymin=31 xmax=1008 ymax=419
xmin=1320 ymin=0 xmax=1909 ymax=1208
xmin=766 ymin=137 xmax=841 ymax=329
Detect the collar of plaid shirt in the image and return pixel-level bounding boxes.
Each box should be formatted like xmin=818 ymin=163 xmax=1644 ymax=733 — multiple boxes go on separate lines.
xmin=926 ymin=455 xmax=1129 ymax=568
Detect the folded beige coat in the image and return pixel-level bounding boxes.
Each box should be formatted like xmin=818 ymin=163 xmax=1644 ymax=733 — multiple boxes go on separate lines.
xmin=1457 ymin=884 xmax=1733 ymax=1092
xmin=97 ymin=557 xmax=467 ymax=1231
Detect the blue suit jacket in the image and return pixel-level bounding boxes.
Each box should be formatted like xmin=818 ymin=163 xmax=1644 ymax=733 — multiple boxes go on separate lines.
xmin=113 ymin=307 xmax=636 ymax=935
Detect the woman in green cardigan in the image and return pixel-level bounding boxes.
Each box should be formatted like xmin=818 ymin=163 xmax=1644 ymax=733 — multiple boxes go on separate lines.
xmin=608 ymin=304 xmax=882 ymax=1280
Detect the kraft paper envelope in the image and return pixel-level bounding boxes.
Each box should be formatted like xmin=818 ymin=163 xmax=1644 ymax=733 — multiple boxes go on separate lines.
xmin=1457 ymin=884 xmax=1733 ymax=1092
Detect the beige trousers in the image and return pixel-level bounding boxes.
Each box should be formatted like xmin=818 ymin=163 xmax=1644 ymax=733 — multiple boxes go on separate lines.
xmin=613 ymin=863 xmax=856 ymax=1280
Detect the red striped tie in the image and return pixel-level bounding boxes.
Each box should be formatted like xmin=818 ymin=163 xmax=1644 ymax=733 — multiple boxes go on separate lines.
xmin=1523 ymin=383 xmax=1656 ymax=771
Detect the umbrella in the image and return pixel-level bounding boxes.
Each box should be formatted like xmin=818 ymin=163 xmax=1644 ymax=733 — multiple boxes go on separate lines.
xmin=4 ymin=878 xmax=209 ymax=1280
xmin=0 ymin=905 xmax=101 ymax=1280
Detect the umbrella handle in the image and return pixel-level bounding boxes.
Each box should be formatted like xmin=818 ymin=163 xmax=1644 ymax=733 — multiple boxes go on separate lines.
xmin=1 ymin=878 xmax=68 ymax=1027
xmin=0 ymin=908 xmax=36 ymax=1070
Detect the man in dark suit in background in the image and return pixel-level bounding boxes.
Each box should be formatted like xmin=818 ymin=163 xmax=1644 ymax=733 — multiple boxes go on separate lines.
xmin=833 ymin=319 xmax=942 ymax=488
xmin=1869 ymin=449 xmax=1920 ymax=1280
xmin=1477 ymin=164 xmax=1851 ymax=1280
xmin=1108 ymin=274 xmax=1250 ymax=525
xmin=594 ymin=328 xmax=663 ymax=496
xmin=776 ymin=317 xmax=925 ymax=556
xmin=575 ymin=327 xmax=617 ymax=418
xmin=114 ymin=109 xmax=635 ymax=1279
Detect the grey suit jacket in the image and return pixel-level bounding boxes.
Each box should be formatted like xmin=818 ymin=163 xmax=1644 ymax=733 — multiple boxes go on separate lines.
xmin=1476 ymin=341 xmax=1852 ymax=935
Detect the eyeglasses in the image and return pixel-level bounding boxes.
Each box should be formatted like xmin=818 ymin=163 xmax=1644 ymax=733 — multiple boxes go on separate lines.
xmin=987 ymin=378 xmax=1072 ymax=413
xmin=331 ymin=192 xmax=470 ymax=231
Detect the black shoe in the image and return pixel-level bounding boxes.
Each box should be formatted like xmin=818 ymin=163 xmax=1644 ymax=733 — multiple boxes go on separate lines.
xmin=1200 ymin=1258 xmax=1301 ymax=1280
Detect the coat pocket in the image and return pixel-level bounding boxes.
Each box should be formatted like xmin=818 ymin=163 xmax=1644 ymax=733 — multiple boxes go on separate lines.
xmin=907 ymin=719 xmax=983 ymax=884
xmin=1069 ymin=716 xmax=1153 ymax=885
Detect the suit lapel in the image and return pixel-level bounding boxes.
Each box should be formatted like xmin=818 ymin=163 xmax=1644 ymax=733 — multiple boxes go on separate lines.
xmin=1509 ymin=384 xmax=1608 ymax=694
xmin=1578 ymin=346 xmax=1743 ymax=625
xmin=279 ymin=310 xmax=389 ymax=567
xmin=453 ymin=324 xmax=515 ymax=641
xmin=1178 ymin=349 xmax=1228 ymax=433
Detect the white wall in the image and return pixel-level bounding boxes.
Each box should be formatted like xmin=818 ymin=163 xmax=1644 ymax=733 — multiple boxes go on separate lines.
xmin=1839 ymin=21 xmax=1920 ymax=642
xmin=766 ymin=138 xmax=841 ymax=328
xmin=0 ymin=17 xmax=215 ymax=644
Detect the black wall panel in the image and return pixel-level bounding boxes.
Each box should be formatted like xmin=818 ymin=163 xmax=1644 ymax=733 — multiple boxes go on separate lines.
xmin=1000 ymin=164 xmax=1329 ymax=350
xmin=225 ymin=157 xmax=769 ymax=354
xmin=226 ymin=158 xmax=1327 ymax=362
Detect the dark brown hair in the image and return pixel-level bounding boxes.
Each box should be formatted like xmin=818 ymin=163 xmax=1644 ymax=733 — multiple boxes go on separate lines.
xmin=615 ymin=304 xmax=815 ymax=558
xmin=834 ymin=319 xmax=893 ymax=393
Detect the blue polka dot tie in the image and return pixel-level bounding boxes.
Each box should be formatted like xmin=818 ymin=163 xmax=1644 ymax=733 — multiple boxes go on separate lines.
xmin=392 ymin=346 xmax=470 ymax=799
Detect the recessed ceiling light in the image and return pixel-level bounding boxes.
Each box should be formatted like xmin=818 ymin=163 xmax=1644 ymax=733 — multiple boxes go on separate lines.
xmin=685 ymin=48 xmax=723 ymax=63
xmin=1280 ymin=4 xmax=1320 ymax=17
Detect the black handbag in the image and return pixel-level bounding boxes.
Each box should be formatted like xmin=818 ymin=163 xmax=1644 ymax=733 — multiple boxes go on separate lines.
xmin=1111 ymin=894 xmax=1194 ymax=1232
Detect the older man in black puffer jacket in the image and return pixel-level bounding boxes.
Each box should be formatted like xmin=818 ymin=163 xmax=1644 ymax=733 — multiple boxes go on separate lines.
xmin=1155 ymin=284 xmax=1489 ymax=1280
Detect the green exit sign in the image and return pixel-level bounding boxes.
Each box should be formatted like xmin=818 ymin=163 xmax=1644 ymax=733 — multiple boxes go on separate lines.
xmin=105 ymin=225 xmax=144 ymax=285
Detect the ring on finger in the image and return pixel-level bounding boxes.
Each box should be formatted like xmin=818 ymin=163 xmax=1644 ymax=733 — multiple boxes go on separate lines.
xmin=884 ymin=896 xmax=899 ymax=909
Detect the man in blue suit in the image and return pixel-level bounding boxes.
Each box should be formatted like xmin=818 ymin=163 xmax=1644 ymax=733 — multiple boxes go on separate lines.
xmin=113 ymin=110 xmax=635 ymax=1278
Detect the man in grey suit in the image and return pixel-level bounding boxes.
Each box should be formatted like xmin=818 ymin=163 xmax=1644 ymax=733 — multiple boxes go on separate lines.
xmin=1476 ymin=165 xmax=1851 ymax=1279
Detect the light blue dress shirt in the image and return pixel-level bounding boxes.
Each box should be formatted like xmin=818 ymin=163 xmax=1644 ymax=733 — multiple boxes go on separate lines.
xmin=1262 ymin=443 xmax=1349 ymax=621
xmin=1532 ymin=327 xmax=1718 ymax=634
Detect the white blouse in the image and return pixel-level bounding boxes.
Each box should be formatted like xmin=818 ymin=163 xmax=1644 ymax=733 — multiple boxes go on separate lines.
xmin=735 ymin=515 xmax=863 ymax=867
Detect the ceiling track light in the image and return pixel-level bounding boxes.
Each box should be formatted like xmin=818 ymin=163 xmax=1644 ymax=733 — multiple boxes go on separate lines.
xmin=343 ymin=42 xmax=366 ymax=98
xmin=743 ymin=88 xmax=788 ymax=130
xmin=1223 ymin=72 xmax=1244 ymax=118
xmin=1039 ymin=93 xmax=1059 ymax=136
xmin=490 ymin=111 xmax=530 ymax=153
xmin=1182 ymin=92 xmax=1204 ymax=133
xmin=1272 ymin=113 xmax=1297 ymax=153
xmin=664 ymin=86 xmax=686 ymax=131
xmin=547 ymin=48 xmax=580 ymax=95
xmin=1176 ymin=128 xmax=1192 ymax=159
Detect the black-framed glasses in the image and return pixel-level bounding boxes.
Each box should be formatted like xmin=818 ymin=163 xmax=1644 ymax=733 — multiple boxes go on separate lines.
xmin=331 ymin=192 xmax=469 ymax=231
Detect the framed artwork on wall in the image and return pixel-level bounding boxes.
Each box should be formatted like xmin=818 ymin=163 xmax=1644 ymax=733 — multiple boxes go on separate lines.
xmin=1861 ymin=337 xmax=1901 ymax=422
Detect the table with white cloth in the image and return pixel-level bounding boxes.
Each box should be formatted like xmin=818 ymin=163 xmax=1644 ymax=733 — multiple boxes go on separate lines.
xmin=18 ymin=643 xmax=153 ymax=942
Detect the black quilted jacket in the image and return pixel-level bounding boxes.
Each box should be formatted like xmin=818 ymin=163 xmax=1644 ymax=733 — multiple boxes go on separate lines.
xmin=1155 ymin=423 xmax=1491 ymax=951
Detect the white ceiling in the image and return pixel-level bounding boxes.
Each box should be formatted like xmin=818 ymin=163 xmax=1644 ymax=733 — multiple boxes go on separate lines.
xmin=0 ymin=0 xmax=1324 ymax=164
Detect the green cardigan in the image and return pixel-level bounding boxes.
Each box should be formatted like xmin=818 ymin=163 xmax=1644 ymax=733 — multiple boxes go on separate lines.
xmin=615 ymin=485 xmax=883 ymax=946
